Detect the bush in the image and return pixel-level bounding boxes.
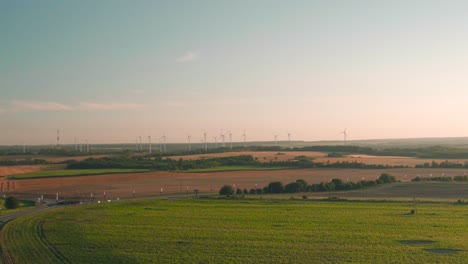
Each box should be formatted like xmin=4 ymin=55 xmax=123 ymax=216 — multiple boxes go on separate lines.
xmin=219 ymin=185 xmax=234 ymax=195
xmin=5 ymin=196 xmax=20 ymax=209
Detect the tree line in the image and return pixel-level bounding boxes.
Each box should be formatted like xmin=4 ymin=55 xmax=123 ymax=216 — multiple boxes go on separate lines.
xmin=219 ymin=173 xmax=398 ymax=195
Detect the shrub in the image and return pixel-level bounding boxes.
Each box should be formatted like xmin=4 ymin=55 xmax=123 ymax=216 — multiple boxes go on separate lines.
xmin=249 ymin=188 xmax=256 ymax=194
xmin=219 ymin=185 xmax=234 ymax=195
xmin=5 ymin=196 xmax=20 ymax=209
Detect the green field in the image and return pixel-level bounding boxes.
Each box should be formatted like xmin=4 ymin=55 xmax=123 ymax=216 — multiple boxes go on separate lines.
xmin=185 ymin=165 xmax=291 ymax=173
xmin=7 ymin=169 xmax=150 ymax=179
xmin=1 ymin=199 xmax=467 ymax=263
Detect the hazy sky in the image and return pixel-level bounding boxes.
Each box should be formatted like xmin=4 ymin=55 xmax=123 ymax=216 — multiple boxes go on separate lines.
xmin=2 ymin=0 xmax=468 ymax=145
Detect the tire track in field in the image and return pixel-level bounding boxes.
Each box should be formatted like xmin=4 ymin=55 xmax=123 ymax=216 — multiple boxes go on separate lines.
xmin=36 ymin=218 xmax=71 ymax=264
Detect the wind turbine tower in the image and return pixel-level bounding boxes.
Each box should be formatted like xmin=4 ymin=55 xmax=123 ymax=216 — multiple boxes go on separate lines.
xmin=274 ymin=135 xmax=278 ymax=146
xmin=148 ymin=136 xmax=152 ymax=154
xmin=86 ymin=139 xmax=89 ymax=153
xmin=162 ymin=133 xmax=167 ymax=153
xmin=56 ymin=129 xmax=60 ymax=148
xmin=220 ymin=130 xmax=226 ymax=148
xmin=242 ymin=130 xmax=247 ymax=148
xmin=287 ymin=132 xmax=292 ymax=148
xmin=187 ymin=134 xmax=191 ymax=152
xmin=229 ymin=131 xmax=233 ymax=149
xmin=203 ymin=132 xmax=208 ymax=151
xmin=135 ymin=137 xmax=139 ymax=151
xmin=341 ymin=129 xmax=347 ymax=145
xmin=213 ymin=136 xmax=218 ymax=148
xmin=138 ymin=136 xmax=142 ymax=152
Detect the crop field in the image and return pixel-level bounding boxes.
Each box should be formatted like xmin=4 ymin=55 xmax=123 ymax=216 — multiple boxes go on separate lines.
xmin=167 ymin=151 xmax=327 ymax=162
xmin=6 ymin=168 xmax=468 ymax=200
xmin=169 ymin=151 xmax=468 ymax=167
xmin=7 ymin=169 xmax=151 ymax=180
xmin=1 ymin=199 xmax=467 ymax=263
xmin=0 ymin=165 xmax=47 ymax=177
xmin=185 ymin=165 xmax=292 ymax=173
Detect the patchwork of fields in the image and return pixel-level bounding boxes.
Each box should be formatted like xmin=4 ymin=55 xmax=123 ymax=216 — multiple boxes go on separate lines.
xmin=1 ymin=199 xmax=467 ymax=263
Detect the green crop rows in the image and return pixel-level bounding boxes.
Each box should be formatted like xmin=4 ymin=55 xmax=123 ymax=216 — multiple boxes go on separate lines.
xmin=1 ymin=199 xmax=467 ymax=263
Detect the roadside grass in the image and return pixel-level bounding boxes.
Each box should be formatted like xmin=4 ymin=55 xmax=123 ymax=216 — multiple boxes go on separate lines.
xmin=7 ymin=169 xmax=150 ymax=179
xmin=1 ymin=199 xmax=467 ymax=263
xmin=0 ymin=198 xmax=35 ymax=216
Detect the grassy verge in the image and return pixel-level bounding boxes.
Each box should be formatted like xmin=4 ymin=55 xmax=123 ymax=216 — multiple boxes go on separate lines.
xmin=184 ymin=165 xmax=292 ymax=173
xmin=7 ymin=169 xmax=150 ymax=179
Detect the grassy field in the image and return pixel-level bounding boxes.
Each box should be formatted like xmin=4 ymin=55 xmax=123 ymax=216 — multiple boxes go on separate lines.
xmin=185 ymin=165 xmax=291 ymax=173
xmin=1 ymin=199 xmax=467 ymax=263
xmin=7 ymin=169 xmax=150 ymax=179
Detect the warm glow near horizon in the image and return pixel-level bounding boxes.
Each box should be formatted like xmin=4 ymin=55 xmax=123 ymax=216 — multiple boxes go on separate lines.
xmin=2 ymin=1 xmax=468 ymax=145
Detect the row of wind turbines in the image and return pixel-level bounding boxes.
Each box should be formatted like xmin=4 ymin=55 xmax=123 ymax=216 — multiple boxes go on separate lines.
xmin=134 ymin=130 xmax=304 ymax=154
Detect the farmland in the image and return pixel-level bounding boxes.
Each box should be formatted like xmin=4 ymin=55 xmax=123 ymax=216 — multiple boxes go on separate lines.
xmin=1 ymin=199 xmax=467 ymax=263
xmin=185 ymin=165 xmax=292 ymax=173
xmin=7 ymin=168 xmax=151 ymax=180
xmin=5 ymin=168 xmax=468 ymax=200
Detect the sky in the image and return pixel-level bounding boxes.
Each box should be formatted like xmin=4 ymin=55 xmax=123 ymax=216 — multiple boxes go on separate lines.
xmin=2 ymin=0 xmax=468 ymax=145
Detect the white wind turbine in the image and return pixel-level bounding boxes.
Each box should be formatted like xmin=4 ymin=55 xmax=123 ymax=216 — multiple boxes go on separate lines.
xmin=287 ymin=131 xmax=292 ymax=148
xmin=213 ymin=136 xmax=218 ymax=148
xmin=161 ymin=133 xmax=167 ymax=153
xmin=203 ymin=131 xmax=208 ymax=151
xmin=220 ymin=130 xmax=226 ymax=148
xmin=229 ymin=131 xmax=233 ymax=149
xmin=274 ymin=134 xmax=278 ymax=146
xmin=242 ymin=129 xmax=247 ymax=148
xmin=340 ymin=129 xmax=347 ymax=145
xmin=148 ymin=136 xmax=152 ymax=154
xmin=187 ymin=134 xmax=191 ymax=152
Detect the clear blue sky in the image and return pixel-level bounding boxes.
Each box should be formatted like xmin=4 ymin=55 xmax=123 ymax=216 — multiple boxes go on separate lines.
xmin=2 ymin=0 xmax=468 ymax=144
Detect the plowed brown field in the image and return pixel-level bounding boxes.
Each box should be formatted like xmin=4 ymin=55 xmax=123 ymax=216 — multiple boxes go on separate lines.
xmin=6 ymin=168 xmax=467 ymax=200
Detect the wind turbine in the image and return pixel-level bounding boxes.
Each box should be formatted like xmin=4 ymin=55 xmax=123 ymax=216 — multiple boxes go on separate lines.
xmin=86 ymin=139 xmax=89 ymax=153
xmin=135 ymin=137 xmax=139 ymax=151
xmin=274 ymin=134 xmax=278 ymax=146
xmin=340 ymin=129 xmax=347 ymax=145
xmin=161 ymin=133 xmax=167 ymax=153
xmin=242 ymin=129 xmax=246 ymax=148
xmin=159 ymin=138 xmax=162 ymax=153
xmin=220 ymin=130 xmax=226 ymax=148
xmin=148 ymin=136 xmax=152 ymax=154
xmin=287 ymin=131 xmax=292 ymax=148
xmin=138 ymin=136 xmax=143 ymax=152
xmin=229 ymin=131 xmax=233 ymax=149
xmin=203 ymin=131 xmax=208 ymax=151
xmin=187 ymin=134 xmax=191 ymax=152
xmin=213 ymin=136 xmax=218 ymax=148
xmin=74 ymin=138 xmax=77 ymax=151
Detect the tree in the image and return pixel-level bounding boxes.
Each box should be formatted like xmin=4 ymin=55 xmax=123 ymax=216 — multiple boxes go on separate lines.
xmin=5 ymin=196 xmax=20 ymax=209
xmin=236 ymin=188 xmax=242 ymax=195
xmin=284 ymin=182 xmax=302 ymax=193
xmin=219 ymin=185 xmax=234 ymax=195
xmin=295 ymin=179 xmax=308 ymax=191
xmin=268 ymin=181 xmax=284 ymax=193
xmin=379 ymin=173 xmax=397 ymax=183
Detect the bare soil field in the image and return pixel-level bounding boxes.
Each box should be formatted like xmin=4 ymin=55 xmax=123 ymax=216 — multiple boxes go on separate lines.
xmin=0 ymin=165 xmax=47 ymax=177
xmin=6 ymin=168 xmax=468 ymax=200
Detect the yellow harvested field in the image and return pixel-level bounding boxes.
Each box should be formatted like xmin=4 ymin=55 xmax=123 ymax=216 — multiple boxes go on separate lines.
xmin=167 ymin=151 xmax=327 ymax=162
